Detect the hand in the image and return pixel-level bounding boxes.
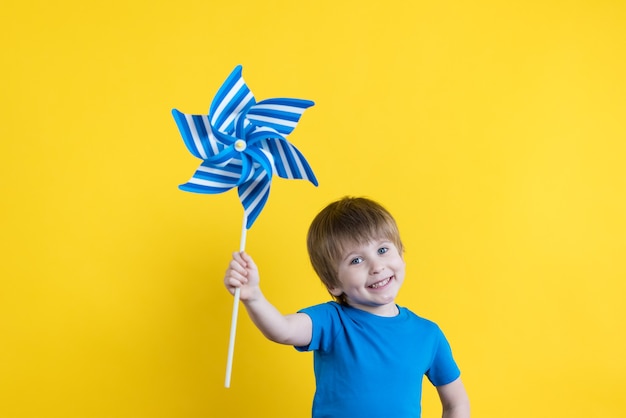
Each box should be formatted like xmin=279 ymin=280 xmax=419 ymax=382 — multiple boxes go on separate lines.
xmin=224 ymin=251 xmax=261 ymax=302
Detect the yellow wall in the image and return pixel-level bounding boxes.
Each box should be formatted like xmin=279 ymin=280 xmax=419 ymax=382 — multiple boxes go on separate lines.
xmin=2 ymin=1 xmax=625 ymax=417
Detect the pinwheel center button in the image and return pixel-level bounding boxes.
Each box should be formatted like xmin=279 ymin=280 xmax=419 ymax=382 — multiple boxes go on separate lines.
xmin=234 ymin=140 xmax=247 ymax=152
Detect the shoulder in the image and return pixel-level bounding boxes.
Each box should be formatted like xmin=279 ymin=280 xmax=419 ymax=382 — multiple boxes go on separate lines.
xmin=298 ymin=301 xmax=344 ymax=318
xmin=298 ymin=302 xmax=363 ymax=333
xmin=399 ymin=307 xmax=447 ymax=334
xmin=295 ymin=302 xmax=347 ymax=351
xmin=399 ymin=306 xmax=437 ymax=324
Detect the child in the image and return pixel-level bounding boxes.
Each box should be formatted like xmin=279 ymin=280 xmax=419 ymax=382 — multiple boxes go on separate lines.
xmin=224 ymin=197 xmax=470 ymax=418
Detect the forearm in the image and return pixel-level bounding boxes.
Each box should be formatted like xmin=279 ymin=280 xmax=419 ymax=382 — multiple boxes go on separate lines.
xmin=224 ymin=252 xmax=310 ymax=346
xmin=438 ymin=378 xmax=470 ymax=418
xmin=442 ymin=404 xmax=470 ymax=418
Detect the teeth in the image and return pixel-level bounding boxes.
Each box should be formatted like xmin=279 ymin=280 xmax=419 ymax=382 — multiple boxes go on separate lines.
xmin=370 ymin=278 xmax=391 ymax=289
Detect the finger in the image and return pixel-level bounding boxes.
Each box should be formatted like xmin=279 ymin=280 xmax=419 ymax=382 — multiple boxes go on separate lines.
xmin=225 ymin=276 xmax=244 ymax=288
xmin=226 ymin=267 xmax=248 ymax=283
xmin=225 ymin=284 xmax=238 ymax=296
xmin=228 ymin=258 xmax=247 ymax=276
xmin=232 ymin=251 xmax=246 ymax=265
xmin=240 ymin=252 xmax=257 ymax=271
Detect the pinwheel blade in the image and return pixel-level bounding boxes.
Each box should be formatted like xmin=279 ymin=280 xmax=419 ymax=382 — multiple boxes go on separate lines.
xmin=209 ymin=65 xmax=256 ymax=136
xmin=238 ymin=168 xmax=272 ymax=229
xmin=260 ymin=138 xmax=318 ymax=186
xmin=248 ymin=98 xmax=315 ymax=136
xmin=179 ymin=159 xmax=242 ymax=194
xmin=172 ymin=109 xmax=225 ymax=160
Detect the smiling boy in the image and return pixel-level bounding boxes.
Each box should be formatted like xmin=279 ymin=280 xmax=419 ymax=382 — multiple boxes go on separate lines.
xmin=224 ymin=196 xmax=469 ymax=417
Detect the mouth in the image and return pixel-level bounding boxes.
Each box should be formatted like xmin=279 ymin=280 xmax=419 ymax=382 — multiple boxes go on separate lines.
xmin=368 ymin=276 xmax=393 ymax=289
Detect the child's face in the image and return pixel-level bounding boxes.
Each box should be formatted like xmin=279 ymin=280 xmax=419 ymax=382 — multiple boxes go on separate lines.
xmin=330 ymin=238 xmax=405 ymax=316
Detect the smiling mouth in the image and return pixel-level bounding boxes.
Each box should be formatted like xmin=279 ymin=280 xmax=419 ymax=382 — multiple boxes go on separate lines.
xmin=368 ymin=277 xmax=393 ymax=289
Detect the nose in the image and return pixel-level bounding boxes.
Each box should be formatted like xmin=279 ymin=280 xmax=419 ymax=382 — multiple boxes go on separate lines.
xmin=369 ymin=261 xmax=385 ymax=275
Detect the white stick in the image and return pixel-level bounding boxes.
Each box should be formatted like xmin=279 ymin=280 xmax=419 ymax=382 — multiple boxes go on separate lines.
xmin=224 ymin=216 xmax=248 ymax=388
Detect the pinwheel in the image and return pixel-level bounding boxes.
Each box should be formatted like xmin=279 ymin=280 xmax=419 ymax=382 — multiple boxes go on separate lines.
xmin=171 ymin=65 xmax=317 ymax=387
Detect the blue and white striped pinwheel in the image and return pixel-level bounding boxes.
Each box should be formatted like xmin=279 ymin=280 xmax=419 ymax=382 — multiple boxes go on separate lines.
xmin=172 ymin=65 xmax=318 ymax=229
xmin=172 ymin=66 xmax=318 ymax=388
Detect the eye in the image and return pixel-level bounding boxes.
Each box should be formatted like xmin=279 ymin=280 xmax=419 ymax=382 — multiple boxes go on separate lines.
xmin=377 ymin=247 xmax=389 ymax=255
xmin=350 ymin=257 xmax=363 ymax=265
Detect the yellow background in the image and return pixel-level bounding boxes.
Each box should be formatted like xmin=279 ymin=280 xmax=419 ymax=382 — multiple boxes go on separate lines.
xmin=2 ymin=1 xmax=625 ymax=417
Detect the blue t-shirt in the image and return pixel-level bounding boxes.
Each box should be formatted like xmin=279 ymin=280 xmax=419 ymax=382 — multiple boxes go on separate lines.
xmin=295 ymin=302 xmax=460 ymax=418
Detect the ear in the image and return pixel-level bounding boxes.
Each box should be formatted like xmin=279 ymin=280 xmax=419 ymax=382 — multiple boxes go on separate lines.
xmin=328 ymin=286 xmax=343 ymax=297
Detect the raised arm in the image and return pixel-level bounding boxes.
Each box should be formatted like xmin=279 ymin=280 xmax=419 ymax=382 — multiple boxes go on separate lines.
xmin=437 ymin=377 xmax=470 ymax=418
xmin=224 ymin=251 xmax=312 ymax=347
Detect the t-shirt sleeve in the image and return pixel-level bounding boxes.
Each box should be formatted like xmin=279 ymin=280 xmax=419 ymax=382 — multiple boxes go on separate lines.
xmin=425 ymin=326 xmax=461 ymax=386
xmin=293 ymin=302 xmax=339 ymax=352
